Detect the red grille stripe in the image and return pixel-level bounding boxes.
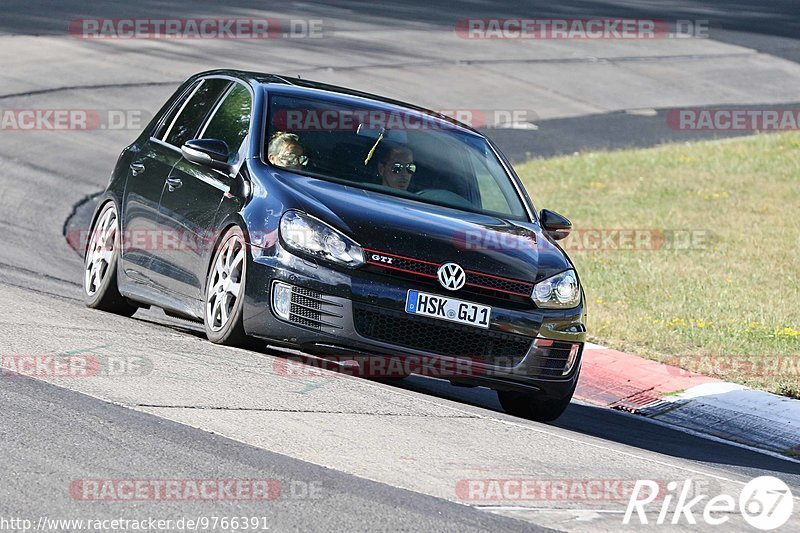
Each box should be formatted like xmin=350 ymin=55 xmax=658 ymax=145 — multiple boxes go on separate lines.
xmin=364 ymin=248 xmax=533 ymax=297
xmin=363 ymin=248 xmax=439 ymax=266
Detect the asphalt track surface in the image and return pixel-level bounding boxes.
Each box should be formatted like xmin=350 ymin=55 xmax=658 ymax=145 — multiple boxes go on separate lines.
xmin=1 ymin=1 xmax=799 ymax=531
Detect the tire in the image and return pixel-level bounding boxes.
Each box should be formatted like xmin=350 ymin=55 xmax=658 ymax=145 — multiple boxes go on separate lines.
xmin=204 ymin=226 xmax=250 ymax=346
xmin=84 ymin=201 xmax=138 ymax=316
xmin=497 ymin=380 xmax=577 ymax=422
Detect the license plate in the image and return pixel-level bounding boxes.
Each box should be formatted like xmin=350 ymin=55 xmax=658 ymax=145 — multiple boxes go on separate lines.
xmin=405 ymin=290 xmax=491 ymax=329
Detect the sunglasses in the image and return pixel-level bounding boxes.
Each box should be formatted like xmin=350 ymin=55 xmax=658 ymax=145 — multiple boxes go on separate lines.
xmin=278 ymin=154 xmax=309 ymax=167
xmin=390 ymin=162 xmax=416 ymax=174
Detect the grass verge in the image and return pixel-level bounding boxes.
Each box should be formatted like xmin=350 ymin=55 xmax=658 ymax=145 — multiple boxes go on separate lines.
xmin=516 ymin=132 xmax=800 ymax=397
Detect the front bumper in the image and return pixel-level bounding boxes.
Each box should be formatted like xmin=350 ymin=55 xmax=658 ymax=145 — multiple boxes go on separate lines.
xmin=243 ymin=246 xmax=586 ymax=399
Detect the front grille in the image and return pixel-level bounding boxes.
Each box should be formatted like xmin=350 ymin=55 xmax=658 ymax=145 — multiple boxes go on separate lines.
xmin=369 ymin=253 xmax=439 ymax=278
xmin=466 ymin=272 xmax=532 ymax=296
xmin=353 ymin=304 xmax=532 ymax=367
xmin=363 ymin=248 xmax=533 ymax=301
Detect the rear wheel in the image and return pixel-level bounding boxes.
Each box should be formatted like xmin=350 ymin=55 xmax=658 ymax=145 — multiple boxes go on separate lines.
xmin=84 ymin=201 xmax=137 ymax=316
xmin=497 ymin=381 xmax=577 ymax=422
xmin=204 ymin=226 xmax=249 ymax=346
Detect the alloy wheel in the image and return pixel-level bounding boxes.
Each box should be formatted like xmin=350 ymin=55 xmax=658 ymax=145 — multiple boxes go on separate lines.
xmin=206 ymin=234 xmax=245 ymax=331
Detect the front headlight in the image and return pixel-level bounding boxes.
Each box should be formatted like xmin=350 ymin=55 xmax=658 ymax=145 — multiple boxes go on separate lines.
xmin=279 ymin=210 xmax=365 ymax=268
xmin=532 ymin=270 xmax=580 ymax=309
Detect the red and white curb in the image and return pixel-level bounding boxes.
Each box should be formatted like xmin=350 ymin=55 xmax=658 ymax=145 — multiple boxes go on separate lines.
xmin=577 ymin=343 xmax=800 ymax=456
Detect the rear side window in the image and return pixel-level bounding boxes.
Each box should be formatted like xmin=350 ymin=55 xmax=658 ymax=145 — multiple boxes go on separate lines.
xmin=163 ymin=78 xmax=231 ymax=148
xmin=201 ymin=83 xmax=252 ymax=163
xmin=153 ymin=80 xmax=200 ymax=140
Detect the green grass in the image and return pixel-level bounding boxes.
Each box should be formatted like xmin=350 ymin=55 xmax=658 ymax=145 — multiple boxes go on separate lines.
xmin=515 ymin=132 xmax=800 ymax=397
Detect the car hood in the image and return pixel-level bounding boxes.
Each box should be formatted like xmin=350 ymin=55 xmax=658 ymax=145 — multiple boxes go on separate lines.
xmin=271 ymin=172 xmax=572 ymax=284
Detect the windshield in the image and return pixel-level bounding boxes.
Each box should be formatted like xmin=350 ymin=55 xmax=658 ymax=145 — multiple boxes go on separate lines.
xmin=264 ymin=93 xmax=529 ymax=220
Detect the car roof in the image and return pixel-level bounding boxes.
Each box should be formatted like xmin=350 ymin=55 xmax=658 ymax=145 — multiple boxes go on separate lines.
xmin=193 ymin=69 xmax=482 ymax=136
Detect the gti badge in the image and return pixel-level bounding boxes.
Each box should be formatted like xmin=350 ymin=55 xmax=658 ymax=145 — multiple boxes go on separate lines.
xmin=370 ymin=254 xmax=394 ymax=265
xmin=437 ymin=262 xmax=466 ymax=291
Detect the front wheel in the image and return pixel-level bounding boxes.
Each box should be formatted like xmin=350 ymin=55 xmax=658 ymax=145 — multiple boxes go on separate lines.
xmin=84 ymin=201 xmax=138 ymax=316
xmin=497 ymin=383 xmax=576 ymax=422
xmin=204 ymin=226 xmax=249 ymax=346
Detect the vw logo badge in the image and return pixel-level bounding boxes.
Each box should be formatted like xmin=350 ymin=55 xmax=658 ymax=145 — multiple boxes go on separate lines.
xmin=437 ymin=262 xmax=466 ymax=291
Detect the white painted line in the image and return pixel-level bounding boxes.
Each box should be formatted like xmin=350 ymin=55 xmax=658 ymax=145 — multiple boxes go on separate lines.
xmin=665 ymin=382 xmax=748 ymax=399
xmin=475 ymin=506 xmax=625 ymax=513
xmin=649 ymin=383 xmax=800 ymax=454
xmin=571 ymin=398 xmax=800 ymax=466
xmin=663 ymin=382 xmax=800 ymax=427
xmin=584 ymin=342 xmax=607 ymax=350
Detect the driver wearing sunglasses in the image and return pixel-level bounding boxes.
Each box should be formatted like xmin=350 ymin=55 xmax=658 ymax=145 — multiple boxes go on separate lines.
xmin=268 ymin=131 xmax=309 ymax=170
xmin=377 ymin=144 xmax=415 ymax=191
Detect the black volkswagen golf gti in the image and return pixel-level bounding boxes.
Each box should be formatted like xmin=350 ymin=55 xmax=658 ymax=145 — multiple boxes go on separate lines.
xmin=84 ymin=69 xmax=586 ymax=421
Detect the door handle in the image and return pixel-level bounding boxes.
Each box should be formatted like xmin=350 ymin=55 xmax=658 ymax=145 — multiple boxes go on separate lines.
xmin=130 ymin=161 xmax=145 ymax=176
xmin=166 ymin=177 xmax=183 ymax=192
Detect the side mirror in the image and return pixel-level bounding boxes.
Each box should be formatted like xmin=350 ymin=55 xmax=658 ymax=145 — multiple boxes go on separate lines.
xmin=181 ymin=139 xmax=232 ymax=174
xmin=540 ymin=209 xmax=572 ymax=241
